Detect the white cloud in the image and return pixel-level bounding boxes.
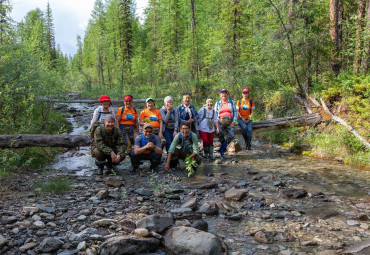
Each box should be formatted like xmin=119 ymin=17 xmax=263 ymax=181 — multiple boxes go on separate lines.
xmin=9 ymin=0 xmax=148 ymax=56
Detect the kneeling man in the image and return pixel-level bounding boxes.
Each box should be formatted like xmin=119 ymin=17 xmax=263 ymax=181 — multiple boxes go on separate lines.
xmin=129 ymin=123 xmax=162 ymax=172
xmin=91 ymin=114 xmax=126 ymax=175
xmin=164 ymin=122 xmax=201 ymax=172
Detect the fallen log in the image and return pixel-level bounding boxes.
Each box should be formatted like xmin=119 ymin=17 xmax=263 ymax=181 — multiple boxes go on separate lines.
xmin=0 ymin=113 xmax=322 ymax=148
xmin=45 ymin=98 xmax=164 ymax=105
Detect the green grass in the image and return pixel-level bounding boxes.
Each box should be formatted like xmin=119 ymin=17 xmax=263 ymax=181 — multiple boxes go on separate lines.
xmin=34 ymin=176 xmax=71 ymax=194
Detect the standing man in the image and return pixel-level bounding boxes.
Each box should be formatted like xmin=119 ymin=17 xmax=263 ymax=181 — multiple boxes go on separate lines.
xmin=177 ymin=93 xmax=198 ymax=133
xmin=164 ymin=122 xmax=201 ymax=172
xmin=214 ymin=89 xmax=237 ymax=157
xmin=129 ymin=123 xmax=162 ymax=172
xmin=91 ymin=115 xmax=126 ymax=175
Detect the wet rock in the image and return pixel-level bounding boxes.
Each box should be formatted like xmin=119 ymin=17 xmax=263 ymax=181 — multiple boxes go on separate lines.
xmin=77 ymin=241 xmax=86 ymax=250
xmin=39 ymin=237 xmax=64 ymax=252
xmin=279 ymin=188 xmax=307 ymax=199
xmin=92 ymin=219 xmax=117 ymax=227
xmin=119 ymin=219 xmax=136 ymax=233
xmin=301 ymin=240 xmax=318 ymax=246
xmin=226 ymin=213 xmax=242 ymax=221
xmin=224 ymin=188 xmax=249 ymax=201
xmin=273 ymin=180 xmax=285 ymax=187
xmin=343 ymin=239 xmax=370 ymax=254
xmin=236 ymin=181 xmax=247 ymax=188
xmin=181 ymin=197 xmax=198 ymax=210
xmin=1 ymin=216 xmax=17 ymax=225
xmin=96 ymin=190 xmax=109 ymax=200
xmin=164 ymin=226 xmax=224 ymax=255
xmin=68 ymin=227 xmax=109 ymax=241
xmin=36 ymin=204 xmax=56 ymax=214
xmin=99 ymin=235 xmax=160 ymax=255
xmin=134 ymin=228 xmax=150 ymax=237
xmin=170 ymin=208 xmax=193 ymax=214
xmin=197 ymin=202 xmax=219 ymax=215
xmin=0 ymin=234 xmax=7 ymax=248
xmin=95 ymin=207 xmax=105 ymax=216
xmin=136 ymin=215 xmax=173 ymax=234
xmin=135 ymin=188 xmax=153 ymax=196
xmin=19 ymin=242 xmax=37 ymax=253
xmin=191 ymin=220 xmax=208 ymax=232
xmin=105 ymin=177 xmax=123 ymax=188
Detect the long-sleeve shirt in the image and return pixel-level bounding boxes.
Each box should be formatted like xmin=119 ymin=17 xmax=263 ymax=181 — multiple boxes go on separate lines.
xmin=159 ymin=106 xmax=179 ymax=131
xmin=168 ymin=132 xmax=199 ymax=154
xmin=214 ymin=99 xmax=237 ymax=123
xmin=90 ymin=106 xmax=116 ymax=129
xmin=92 ymin=125 xmax=126 ymax=157
xmin=177 ymin=104 xmax=198 ymax=126
xmin=198 ymin=107 xmax=218 ymax=133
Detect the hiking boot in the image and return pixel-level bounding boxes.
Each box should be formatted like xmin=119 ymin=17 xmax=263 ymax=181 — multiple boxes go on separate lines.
xmin=150 ymin=164 xmax=159 ymax=172
xmin=209 ymin=145 xmax=215 ymax=160
xmin=203 ymin=145 xmax=209 ymax=159
xmin=95 ymin=160 xmax=105 ymax=175
xmin=246 ymin=136 xmax=252 ymax=150
xmin=130 ymin=165 xmax=139 ymax=173
xmin=218 ymin=141 xmax=228 ymax=157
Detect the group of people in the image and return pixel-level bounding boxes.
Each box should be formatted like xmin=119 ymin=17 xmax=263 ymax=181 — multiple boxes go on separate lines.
xmin=89 ymin=88 xmax=254 ymax=174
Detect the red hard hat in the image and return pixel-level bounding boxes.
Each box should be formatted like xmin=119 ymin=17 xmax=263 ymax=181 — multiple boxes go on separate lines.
xmin=99 ymin=95 xmax=111 ymax=102
xmin=242 ymin=88 xmax=249 ymax=93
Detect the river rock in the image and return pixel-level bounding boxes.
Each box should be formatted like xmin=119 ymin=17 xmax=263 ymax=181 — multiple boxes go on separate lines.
xmin=36 ymin=204 xmax=56 ymax=214
xmin=181 ymin=197 xmax=198 ymax=210
xmin=105 ymin=177 xmax=123 ymax=188
xmin=68 ymin=228 xmax=110 ymax=241
xmin=135 ymin=188 xmax=153 ymax=196
xmin=96 ymin=190 xmax=109 ymax=200
xmin=227 ymin=141 xmax=241 ymax=152
xmin=39 ymin=237 xmax=64 ymax=252
xmin=197 ymin=202 xmax=219 ymax=215
xmin=119 ymin=219 xmax=136 ymax=233
xmin=19 ymin=242 xmax=37 ymax=253
xmin=191 ymin=220 xmax=208 ymax=232
xmin=254 ymin=230 xmax=294 ymax=243
xmin=23 ymin=206 xmax=39 ymax=214
xmin=279 ymin=188 xmax=307 ymax=199
xmin=164 ymin=226 xmax=224 ymax=255
xmin=343 ymin=239 xmax=370 ymax=254
xmin=92 ymin=219 xmax=117 ymax=227
xmin=0 ymin=234 xmax=7 ymax=248
xmin=136 ymin=215 xmax=173 ymax=234
xmin=170 ymin=208 xmax=193 ymax=214
xmin=347 ymin=220 xmax=361 ymax=226
xmin=224 ymin=188 xmax=249 ymax=201
xmin=1 ymin=216 xmax=17 ymax=225
xmin=33 ymin=220 xmax=45 ymax=228
xmin=134 ymin=228 xmax=150 ymax=237
xmin=99 ymin=236 xmax=160 ymax=255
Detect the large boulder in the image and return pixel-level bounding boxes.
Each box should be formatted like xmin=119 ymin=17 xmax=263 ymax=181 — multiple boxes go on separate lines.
xmin=164 ymin=226 xmax=225 ymax=255
xmin=136 ymin=214 xmax=173 ymax=234
xmin=98 ymin=235 xmax=160 ymax=255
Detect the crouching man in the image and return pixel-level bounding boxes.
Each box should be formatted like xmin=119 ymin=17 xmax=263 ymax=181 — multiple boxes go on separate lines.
xmin=164 ymin=122 xmax=201 ymax=172
xmin=129 ymin=123 xmax=162 ymax=172
xmin=91 ymin=114 xmax=126 ymax=175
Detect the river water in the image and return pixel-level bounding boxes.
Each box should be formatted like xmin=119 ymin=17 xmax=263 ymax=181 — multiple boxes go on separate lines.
xmin=52 ymin=102 xmax=370 ymax=254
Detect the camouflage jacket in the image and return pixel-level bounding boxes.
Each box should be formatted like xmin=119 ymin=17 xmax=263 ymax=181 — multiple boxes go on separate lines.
xmin=92 ymin=124 xmax=126 ymax=157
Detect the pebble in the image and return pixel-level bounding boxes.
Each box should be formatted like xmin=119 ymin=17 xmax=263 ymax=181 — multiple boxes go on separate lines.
xmin=33 ymin=221 xmax=45 ymax=228
xmin=347 ymin=220 xmax=360 ymax=226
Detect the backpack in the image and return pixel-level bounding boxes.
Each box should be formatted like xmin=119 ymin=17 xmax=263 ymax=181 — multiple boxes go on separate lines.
xmin=89 ymin=121 xmax=104 ymax=138
xmin=178 ymin=131 xmax=193 ymax=144
xmin=238 ymin=99 xmax=253 ymax=114
xmin=200 ymin=107 xmax=215 ymax=123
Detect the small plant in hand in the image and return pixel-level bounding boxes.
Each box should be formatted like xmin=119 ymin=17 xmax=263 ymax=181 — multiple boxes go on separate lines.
xmin=185 ymin=156 xmax=198 ymax=177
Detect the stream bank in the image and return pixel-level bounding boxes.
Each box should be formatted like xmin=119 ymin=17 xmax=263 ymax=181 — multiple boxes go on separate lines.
xmin=0 ymin=102 xmax=369 ymax=255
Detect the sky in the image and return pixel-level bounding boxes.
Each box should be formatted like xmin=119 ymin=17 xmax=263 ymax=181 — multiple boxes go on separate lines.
xmin=9 ymin=0 xmax=148 ymax=56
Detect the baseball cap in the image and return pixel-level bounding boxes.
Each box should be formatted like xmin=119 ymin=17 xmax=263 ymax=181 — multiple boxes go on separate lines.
xmin=219 ymin=89 xmax=228 ymax=93
xmin=242 ymin=88 xmax=249 ymax=93
xmin=146 ymin=97 xmax=155 ymax=103
xmin=143 ymin=123 xmax=153 ymax=130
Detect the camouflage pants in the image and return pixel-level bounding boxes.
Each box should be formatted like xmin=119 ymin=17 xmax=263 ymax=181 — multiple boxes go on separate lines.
xmin=91 ymin=148 xmax=125 ymax=163
xmin=170 ymin=148 xmax=201 ymax=168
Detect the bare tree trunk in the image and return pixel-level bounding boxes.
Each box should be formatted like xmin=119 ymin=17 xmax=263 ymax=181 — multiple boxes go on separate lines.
xmin=353 ymin=0 xmax=366 ymax=73
xmin=329 ymin=0 xmax=343 ymax=76
xmin=361 ymin=0 xmax=370 ymax=72
xmin=190 ymin=0 xmax=200 ymax=89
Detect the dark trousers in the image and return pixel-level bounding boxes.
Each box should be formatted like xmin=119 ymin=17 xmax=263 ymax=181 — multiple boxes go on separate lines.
xmin=169 ymin=148 xmax=202 ymax=168
xmin=91 ymin=148 xmax=124 ymax=166
xmin=163 ymin=128 xmax=175 ymax=152
xmin=129 ymin=148 xmax=162 ymax=167
xmin=218 ymin=123 xmax=234 ymax=144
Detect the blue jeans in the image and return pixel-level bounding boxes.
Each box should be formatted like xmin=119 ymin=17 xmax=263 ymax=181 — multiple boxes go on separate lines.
xmin=163 ymin=128 xmax=175 ymax=152
xmin=238 ymin=120 xmax=253 ymax=137
xmin=218 ymin=123 xmax=234 ymax=144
